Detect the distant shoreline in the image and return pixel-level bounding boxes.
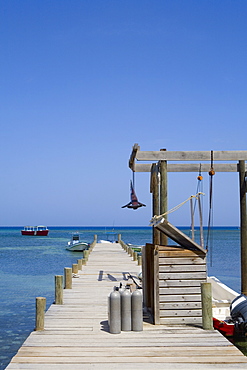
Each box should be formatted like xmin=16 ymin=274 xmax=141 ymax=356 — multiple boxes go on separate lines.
xmin=0 ymin=225 xmax=240 ymax=229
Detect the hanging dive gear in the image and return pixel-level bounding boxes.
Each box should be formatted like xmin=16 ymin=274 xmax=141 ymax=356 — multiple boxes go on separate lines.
xmin=122 ymin=172 xmax=146 ymax=210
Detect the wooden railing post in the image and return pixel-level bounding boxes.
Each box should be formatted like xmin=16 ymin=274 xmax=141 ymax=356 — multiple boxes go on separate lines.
xmin=201 ymin=282 xmax=213 ymax=330
xmin=239 ymin=160 xmax=247 ymax=294
xmin=55 ymin=275 xmax=63 ymax=305
xmin=138 ymin=255 xmax=142 ymax=266
xmin=77 ymin=259 xmax=82 ymax=270
xmin=84 ymin=250 xmax=89 ymax=261
xmin=35 ymin=297 xmax=46 ymax=331
xmin=133 ymin=251 xmax=138 ymax=261
xmin=64 ymin=267 xmax=72 ymax=289
xmin=72 ymin=264 xmax=78 ymax=274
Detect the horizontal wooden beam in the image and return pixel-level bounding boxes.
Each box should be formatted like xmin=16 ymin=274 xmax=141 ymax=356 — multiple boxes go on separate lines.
xmin=134 ymin=163 xmax=246 ymax=172
xmin=136 ymin=150 xmax=247 ymax=161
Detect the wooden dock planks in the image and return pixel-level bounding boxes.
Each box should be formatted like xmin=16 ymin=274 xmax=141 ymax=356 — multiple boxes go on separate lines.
xmin=5 ymin=242 xmax=247 ymax=369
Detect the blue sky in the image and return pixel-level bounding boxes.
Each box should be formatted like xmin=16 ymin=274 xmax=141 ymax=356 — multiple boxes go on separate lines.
xmin=1 ymin=0 xmax=247 ymax=226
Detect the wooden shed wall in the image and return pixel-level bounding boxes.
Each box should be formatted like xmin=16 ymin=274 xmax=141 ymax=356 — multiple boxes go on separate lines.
xmin=143 ymin=244 xmax=207 ymax=325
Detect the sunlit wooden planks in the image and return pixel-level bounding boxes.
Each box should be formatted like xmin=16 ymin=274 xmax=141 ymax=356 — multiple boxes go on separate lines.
xmin=136 ymin=150 xmax=247 ymax=161
xmin=5 ymin=242 xmax=247 ymax=369
xmin=134 ymin=162 xmax=244 ymax=172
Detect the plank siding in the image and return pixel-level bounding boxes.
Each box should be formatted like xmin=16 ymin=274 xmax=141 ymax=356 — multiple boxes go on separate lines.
xmin=160 ymin=272 xmax=206 ymax=279
xmin=160 ymin=309 xmax=202 ymax=317
xmin=160 ymin=264 xmax=207 ymax=271
xmin=159 ymin=280 xmax=203 ymax=287
xmin=160 ymin=302 xmax=202 ymax=310
xmin=143 ymin=244 xmax=207 ymax=325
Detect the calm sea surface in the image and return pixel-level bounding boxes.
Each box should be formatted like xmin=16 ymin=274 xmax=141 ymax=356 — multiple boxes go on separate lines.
xmin=0 ymin=226 xmax=242 ymax=368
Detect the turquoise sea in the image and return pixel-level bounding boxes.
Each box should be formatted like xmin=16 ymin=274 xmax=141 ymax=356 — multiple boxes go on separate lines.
xmin=0 ymin=226 xmax=242 ymax=369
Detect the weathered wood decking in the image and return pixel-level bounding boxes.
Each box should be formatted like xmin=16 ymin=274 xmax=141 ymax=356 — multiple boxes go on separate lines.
xmin=6 ymin=242 xmax=247 ymax=369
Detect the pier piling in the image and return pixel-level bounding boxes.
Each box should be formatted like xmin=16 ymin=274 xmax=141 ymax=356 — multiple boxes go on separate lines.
xmin=72 ymin=263 xmax=78 ymax=274
xmin=64 ymin=267 xmax=72 ymax=289
xmin=55 ymin=275 xmax=63 ymax=305
xmin=201 ymin=282 xmax=213 ymax=330
xmin=35 ymin=297 xmax=46 ymax=331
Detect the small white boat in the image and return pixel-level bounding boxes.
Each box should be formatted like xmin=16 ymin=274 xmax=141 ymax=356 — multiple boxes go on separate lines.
xmin=208 ymin=276 xmax=239 ymax=336
xmin=209 ymin=276 xmax=239 ymax=320
xmin=66 ymin=233 xmax=89 ymax=252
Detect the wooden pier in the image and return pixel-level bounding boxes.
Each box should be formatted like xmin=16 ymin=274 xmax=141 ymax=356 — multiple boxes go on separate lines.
xmin=6 ymin=241 xmax=247 ymax=369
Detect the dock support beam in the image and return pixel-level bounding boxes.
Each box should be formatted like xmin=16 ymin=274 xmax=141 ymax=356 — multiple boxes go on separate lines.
xmin=151 ymin=163 xmax=160 ymax=245
xmin=159 ymin=150 xmax=168 ymax=246
xmin=239 ymin=160 xmax=247 ymax=294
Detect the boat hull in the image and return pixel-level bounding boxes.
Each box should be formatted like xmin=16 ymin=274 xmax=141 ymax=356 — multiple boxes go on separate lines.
xmin=66 ymin=243 xmax=89 ymax=251
xmin=213 ymin=317 xmax=235 ymax=337
xmin=21 ymin=230 xmax=49 ymax=236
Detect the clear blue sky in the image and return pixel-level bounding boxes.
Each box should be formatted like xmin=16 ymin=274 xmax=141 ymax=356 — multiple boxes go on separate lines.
xmin=1 ymin=0 xmax=247 ymax=226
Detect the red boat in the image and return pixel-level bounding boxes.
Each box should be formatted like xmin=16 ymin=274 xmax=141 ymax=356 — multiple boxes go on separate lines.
xmin=213 ymin=317 xmax=235 ymax=337
xmin=21 ymin=226 xmax=49 ymax=236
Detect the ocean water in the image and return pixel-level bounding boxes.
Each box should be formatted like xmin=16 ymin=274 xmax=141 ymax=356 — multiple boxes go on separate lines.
xmin=0 ymin=226 xmax=242 ymax=369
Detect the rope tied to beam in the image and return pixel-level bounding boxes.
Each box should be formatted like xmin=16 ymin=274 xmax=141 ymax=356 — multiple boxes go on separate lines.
xmin=150 ymin=192 xmax=205 ymax=227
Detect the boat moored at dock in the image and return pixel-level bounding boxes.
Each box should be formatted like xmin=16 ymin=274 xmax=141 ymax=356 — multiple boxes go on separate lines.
xmin=209 ymin=276 xmax=247 ymax=337
xmin=66 ymin=233 xmax=89 ymax=251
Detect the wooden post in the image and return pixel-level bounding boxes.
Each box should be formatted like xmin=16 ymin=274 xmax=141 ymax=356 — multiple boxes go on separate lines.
xmin=151 ymin=163 xmax=160 ymax=245
xmin=138 ymin=255 xmax=142 ymax=266
xmin=190 ymin=198 xmax=195 ymax=241
xmin=84 ymin=250 xmax=89 ymax=261
xmin=118 ymin=234 xmax=121 ymax=242
xmin=159 ymin=150 xmax=168 ymax=246
xmin=55 ymin=275 xmax=63 ymax=305
xmin=142 ymin=243 xmax=155 ymax=320
xmin=72 ymin=263 xmax=78 ymax=274
xmin=64 ymin=267 xmax=72 ymax=289
xmin=201 ymin=282 xmax=213 ymax=330
xmin=35 ymin=297 xmax=46 ymax=331
xmin=77 ymin=259 xmax=82 ymax=270
xmin=153 ymin=245 xmax=160 ymax=324
xmin=142 ymin=245 xmax=147 ymax=307
xmin=133 ymin=251 xmax=138 ymax=261
xmin=239 ymin=160 xmax=247 ymax=294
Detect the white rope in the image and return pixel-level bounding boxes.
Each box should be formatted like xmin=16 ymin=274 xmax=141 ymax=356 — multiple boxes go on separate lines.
xmin=150 ymin=192 xmax=205 ymax=226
